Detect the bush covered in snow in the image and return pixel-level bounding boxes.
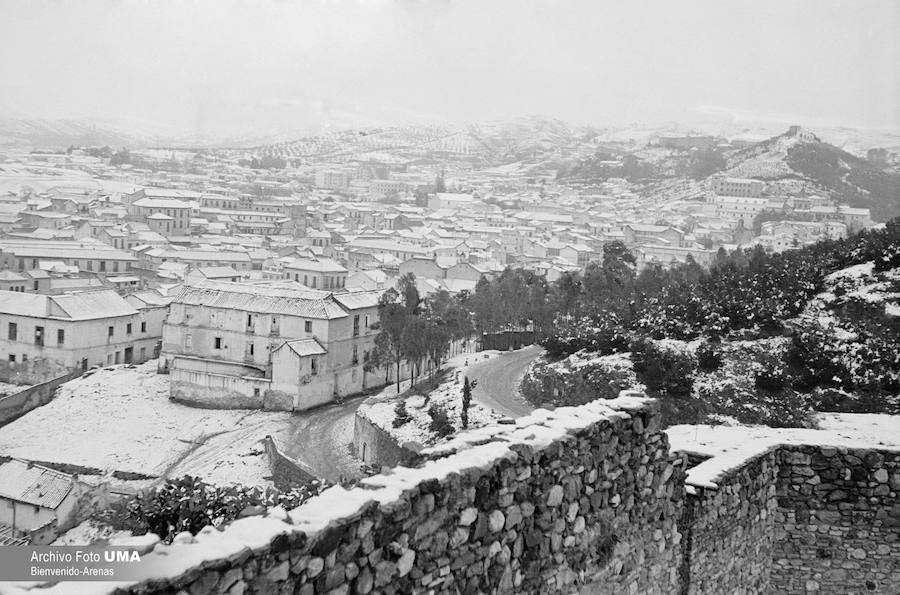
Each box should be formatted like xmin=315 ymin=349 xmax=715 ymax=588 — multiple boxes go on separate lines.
xmin=520 ymin=350 xmax=642 ymax=407
xmin=785 ymin=259 xmax=900 ymax=412
xmin=95 ymin=475 xmax=329 ymax=543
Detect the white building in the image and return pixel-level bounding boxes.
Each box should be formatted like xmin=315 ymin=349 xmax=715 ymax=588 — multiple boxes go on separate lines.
xmin=711 ymin=176 xmax=765 ymax=198
xmin=160 ymin=281 xmax=400 ymax=411
xmin=0 ymin=289 xmax=164 ymax=383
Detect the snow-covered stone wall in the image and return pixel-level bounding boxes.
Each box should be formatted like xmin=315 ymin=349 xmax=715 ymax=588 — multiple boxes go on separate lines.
xmin=772 ymin=446 xmax=900 ymax=593
xmin=10 ymin=399 xmax=899 ymax=595
xmin=681 ymin=450 xmax=779 ymax=593
xmin=353 ymin=410 xmax=418 ymax=468
xmin=18 ymin=396 xmax=692 ymax=595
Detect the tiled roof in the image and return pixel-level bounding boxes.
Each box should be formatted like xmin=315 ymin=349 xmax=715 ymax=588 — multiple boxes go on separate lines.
xmin=0 ymin=459 xmax=74 ymax=509
xmin=172 ymin=281 xmax=347 ymax=320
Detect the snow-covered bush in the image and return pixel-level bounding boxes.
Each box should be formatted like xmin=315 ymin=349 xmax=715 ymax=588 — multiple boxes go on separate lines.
xmin=95 ymin=475 xmax=329 ymax=543
xmin=630 ymin=339 xmax=696 ymax=399
xmin=520 ymin=351 xmax=641 ymax=407
xmin=392 ymin=400 xmax=412 ymax=428
xmin=427 ymin=404 xmax=454 ymax=437
xmin=540 ymin=313 xmax=629 ymax=358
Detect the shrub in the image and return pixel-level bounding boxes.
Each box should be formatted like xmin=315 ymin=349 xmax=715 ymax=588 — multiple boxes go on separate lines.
xmin=94 ymin=475 xmax=329 ymax=543
xmin=520 ymin=352 xmax=640 ymax=407
xmin=427 ymin=404 xmax=454 ymax=437
xmin=696 ymin=342 xmax=722 ymax=373
xmin=630 ymin=340 xmax=695 ymax=398
xmin=754 ymin=367 xmax=787 ymax=392
xmin=392 ymin=400 xmax=412 ymax=428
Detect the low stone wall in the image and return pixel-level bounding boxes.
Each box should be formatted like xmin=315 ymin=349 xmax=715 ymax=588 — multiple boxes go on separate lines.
xmin=8 ymin=398 xmax=900 ymax=595
xmin=263 ymin=435 xmax=318 ymax=490
xmin=353 ymin=411 xmax=419 ymax=469
xmin=18 ymin=397 xmax=690 ymax=595
xmin=682 ymin=449 xmax=778 ymax=594
xmin=772 ymin=445 xmax=900 ymax=593
xmin=169 ymin=368 xmax=271 ymax=409
xmin=0 ymin=369 xmax=81 ymax=426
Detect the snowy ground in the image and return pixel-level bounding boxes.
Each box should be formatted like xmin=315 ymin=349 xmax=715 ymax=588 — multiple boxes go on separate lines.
xmin=0 ymin=361 xmax=294 ymax=488
xmin=667 ymin=412 xmax=900 ymax=491
xmin=358 ymin=351 xmax=506 ymax=448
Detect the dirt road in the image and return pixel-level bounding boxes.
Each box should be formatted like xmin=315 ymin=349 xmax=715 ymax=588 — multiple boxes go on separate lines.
xmin=466 ymin=345 xmax=543 ymax=418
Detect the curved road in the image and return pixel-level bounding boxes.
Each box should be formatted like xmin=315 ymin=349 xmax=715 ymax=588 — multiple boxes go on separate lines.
xmin=274 ymin=346 xmax=543 ymax=482
xmin=278 ymin=393 xmax=370 ymax=484
xmin=467 ymin=345 xmax=543 ymax=418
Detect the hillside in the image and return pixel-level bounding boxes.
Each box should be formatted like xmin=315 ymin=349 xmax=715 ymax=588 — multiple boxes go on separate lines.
xmin=503 ymin=221 xmax=900 ymax=428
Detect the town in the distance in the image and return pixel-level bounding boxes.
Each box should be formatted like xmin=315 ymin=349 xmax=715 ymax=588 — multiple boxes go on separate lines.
xmin=0 ymin=116 xmax=897 ymax=562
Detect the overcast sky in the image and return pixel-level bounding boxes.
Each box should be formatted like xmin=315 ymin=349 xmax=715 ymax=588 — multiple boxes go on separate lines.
xmin=0 ymin=0 xmax=897 ymax=137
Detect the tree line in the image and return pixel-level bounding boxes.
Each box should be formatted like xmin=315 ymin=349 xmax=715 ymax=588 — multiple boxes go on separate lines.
xmin=365 ymin=273 xmax=473 ymax=391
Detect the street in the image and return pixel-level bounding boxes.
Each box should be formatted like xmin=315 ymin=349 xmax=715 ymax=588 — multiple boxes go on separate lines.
xmin=274 ymin=346 xmax=543 ymax=483
xmin=466 ymin=344 xmax=543 ymax=418
xmin=277 ymin=393 xmax=370 ymax=484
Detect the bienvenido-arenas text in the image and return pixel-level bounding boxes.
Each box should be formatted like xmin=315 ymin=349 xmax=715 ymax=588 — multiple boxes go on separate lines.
xmin=31 ymin=566 xmax=115 ymax=577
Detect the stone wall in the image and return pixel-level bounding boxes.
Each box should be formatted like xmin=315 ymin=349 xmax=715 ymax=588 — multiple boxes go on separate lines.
xmin=681 ymin=449 xmax=778 ymax=594
xmin=22 ymin=397 xmax=690 ymax=595
xmin=353 ymin=411 xmax=419 ymax=469
xmin=263 ymin=435 xmax=318 ymax=490
xmin=772 ymin=445 xmax=900 ymax=593
xmin=0 ymin=369 xmax=81 ymax=427
xmin=9 ymin=398 xmax=900 ymax=595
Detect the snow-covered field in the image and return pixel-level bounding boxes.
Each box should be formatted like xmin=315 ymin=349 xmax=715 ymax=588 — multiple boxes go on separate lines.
xmin=0 ymin=361 xmax=294 ymax=487
xmin=667 ymin=412 xmax=900 ymax=491
xmin=358 ymin=351 xmax=506 ymax=448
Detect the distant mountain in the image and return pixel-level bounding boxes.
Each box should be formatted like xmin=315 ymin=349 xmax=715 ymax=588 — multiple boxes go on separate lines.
xmin=0 ymin=118 xmax=157 ymax=150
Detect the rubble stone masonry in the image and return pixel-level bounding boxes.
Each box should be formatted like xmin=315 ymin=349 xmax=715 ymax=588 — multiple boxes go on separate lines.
xmin=15 ymin=398 xmax=898 ymax=595
xmin=772 ymin=446 xmax=900 ymax=593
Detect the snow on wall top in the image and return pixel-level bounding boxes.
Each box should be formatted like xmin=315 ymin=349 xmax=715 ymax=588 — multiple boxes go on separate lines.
xmin=667 ymin=412 xmax=900 ymax=492
xmin=1 ymin=394 xmax=652 ymax=595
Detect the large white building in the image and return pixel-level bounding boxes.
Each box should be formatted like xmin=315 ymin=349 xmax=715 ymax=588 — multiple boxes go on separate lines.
xmin=710 ymin=176 xmax=765 ymax=198
xmin=160 ymin=281 xmax=398 ymax=411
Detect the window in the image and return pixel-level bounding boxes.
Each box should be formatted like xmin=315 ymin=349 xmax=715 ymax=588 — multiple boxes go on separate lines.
xmin=34 ymin=326 xmax=44 ymax=346
xmin=7 ymin=323 xmax=16 ymax=341
xmin=310 ymin=357 xmax=318 ymax=375
xmin=108 ymin=326 xmax=114 ymax=338
xmin=141 ymin=322 xmax=147 ymax=333
xmin=99 ymin=261 xmax=106 ymax=272
xmin=353 ymin=315 xmax=360 ymax=337
xmin=22 ymin=354 xmax=27 ymax=362
xmin=352 ymin=346 xmax=359 ymax=366
xmin=304 ymin=320 xmax=312 ymax=333
xmin=33 ymin=280 xmax=38 ymax=291
xmin=365 ymin=315 xmax=369 ymax=329
xmin=57 ymin=329 xmax=64 ymax=345
xmin=214 ymin=337 xmax=223 ymax=349
xmin=114 ymin=351 xmax=120 ymax=364
xmin=139 ymin=348 xmax=146 ymax=360
xmin=8 ymin=354 xmax=15 ymax=363
xmin=126 ymin=323 xmax=132 ymax=335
